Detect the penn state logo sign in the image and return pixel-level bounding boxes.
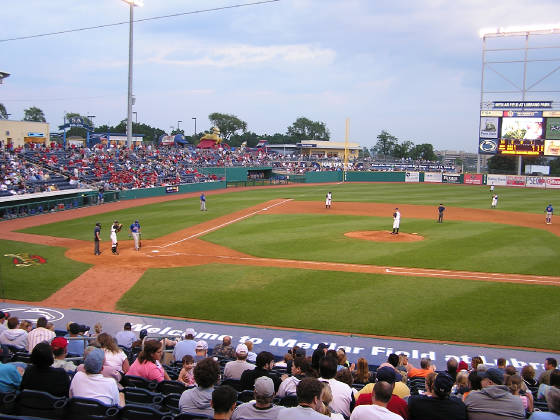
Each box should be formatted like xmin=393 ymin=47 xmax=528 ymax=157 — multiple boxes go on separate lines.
xmin=0 ymin=307 xmax=65 ymax=323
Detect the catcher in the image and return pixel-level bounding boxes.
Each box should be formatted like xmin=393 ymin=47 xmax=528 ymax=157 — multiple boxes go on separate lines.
xmin=110 ymin=220 xmax=122 ymax=255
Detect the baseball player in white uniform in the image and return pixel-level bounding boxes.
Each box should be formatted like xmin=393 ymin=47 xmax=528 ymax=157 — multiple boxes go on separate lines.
xmin=110 ymin=220 xmax=122 ymax=255
xmin=491 ymin=194 xmax=498 ymax=208
xmin=325 ymin=192 xmax=332 ymax=209
xmin=392 ymin=208 xmax=401 ymax=234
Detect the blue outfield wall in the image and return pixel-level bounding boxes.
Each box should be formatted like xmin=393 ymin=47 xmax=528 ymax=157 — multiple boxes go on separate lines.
xmin=1 ymin=303 xmax=555 ymax=376
xmin=346 ymin=171 xmax=406 ymax=182
xmin=119 ymin=181 xmax=225 ymax=200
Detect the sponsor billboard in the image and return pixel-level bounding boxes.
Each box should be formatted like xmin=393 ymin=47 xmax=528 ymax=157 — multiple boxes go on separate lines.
xmin=424 ymin=172 xmax=442 ymax=183
xmin=480 ymin=117 xmax=499 ymax=138
xmin=487 ymin=174 xmax=507 ymax=186
xmin=544 ymin=140 xmax=560 ymax=156
xmin=546 ymin=177 xmax=560 ymax=189
xmin=545 ymin=118 xmax=560 ymax=140
xmin=464 ymin=174 xmax=483 ymax=185
xmin=442 ymin=174 xmax=461 ymax=184
xmin=506 ymin=176 xmax=526 ymax=187
xmin=405 ymin=172 xmax=420 ymax=183
xmin=525 ymin=176 xmax=547 ymax=188
xmin=492 ymin=101 xmax=552 ymax=109
xmin=479 ymin=138 xmax=498 ymax=155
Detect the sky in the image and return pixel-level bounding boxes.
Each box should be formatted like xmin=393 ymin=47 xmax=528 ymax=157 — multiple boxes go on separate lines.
xmin=1 ymin=0 xmax=559 ymax=152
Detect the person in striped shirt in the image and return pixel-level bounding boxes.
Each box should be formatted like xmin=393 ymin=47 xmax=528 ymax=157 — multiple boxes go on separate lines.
xmin=27 ymin=316 xmax=55 ymax=353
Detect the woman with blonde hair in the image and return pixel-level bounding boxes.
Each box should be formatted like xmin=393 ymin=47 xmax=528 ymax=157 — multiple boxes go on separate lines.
xmin=97 ymin=333 xmax=129 ymax=379
xmin=506 ymin=374 xmax=533 ymax=414
xmin=353 ymin=358 xmax=374 ymax=385
xmin=319 ymin=382 xmax=344 ymax=419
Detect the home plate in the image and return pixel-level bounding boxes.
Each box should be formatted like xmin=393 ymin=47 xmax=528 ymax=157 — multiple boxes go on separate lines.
xmin=263 ymin=208 xmax=269 ymax=211
xmin=152 ymin=250 xmax=160 ymax=253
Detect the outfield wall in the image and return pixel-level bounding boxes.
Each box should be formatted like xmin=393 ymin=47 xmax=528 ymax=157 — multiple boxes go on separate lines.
xmin=119 ymin=181 xmax=225 ymax=200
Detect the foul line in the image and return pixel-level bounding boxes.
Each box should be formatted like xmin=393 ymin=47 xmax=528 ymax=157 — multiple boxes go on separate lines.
xmin=157 ymin=199 xmax=293 ymax=249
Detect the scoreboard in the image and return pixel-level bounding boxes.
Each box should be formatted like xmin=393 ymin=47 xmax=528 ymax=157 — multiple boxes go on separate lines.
xmin=478 ymin=106 xmax=560 ymax=156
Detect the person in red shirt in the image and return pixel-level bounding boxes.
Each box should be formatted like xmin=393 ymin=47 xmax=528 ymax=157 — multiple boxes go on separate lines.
xmin=355 ymin=366 xmax=409 ymax=419
xmin=407 ymin=358 xmax=436 ymax=379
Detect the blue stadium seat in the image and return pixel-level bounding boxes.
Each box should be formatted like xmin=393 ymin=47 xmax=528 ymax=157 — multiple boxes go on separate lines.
xmin=65 ymin=396 xmax=120 ymax=420
xmin=173 ymin=412 xmax=213 ymax=420
xmin=123 ymin=387 xmax=164 ymax=405
xmin=119 ymin=403 xmax=173 ymax=420
xmin=156 ymin=381 xmax=186 ymax=396
xmin=16 ymin=389 xmax=67 ymax=419
xmin=122 ymin=375 xmax=158 ymax=391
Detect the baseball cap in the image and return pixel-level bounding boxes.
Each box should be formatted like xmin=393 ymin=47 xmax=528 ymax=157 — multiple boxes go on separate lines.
xmin=376 ymin=366 xmax=397 ymax=384
xmin=479 ymin=367 xmax=504 ymax=385
xmin=434 ymin=373 xmax=454 ymax=396
xmin=195 ymin=340 xmax=208 ymax=350
xmin=254 ymin=376 xmax=275 ymax=397
xmin=294 ymin=348 xmax=306 ymax=357
xmin=139 ymin=329 xmax=148 ymax=339
xmin=236 ymin=344 xmax=248 ymax=354
xmin=51 ymin=337 xmax=68 ymax=350
xmin=69 ymin=323 xmax=80 ymax=334
xmin=185 ymin=328 xmax=197 ymax=338
xmin=458 ymin=361 xmax=469 ymax=372
xmin=84 ymin=348 xmax=105 ymax=374
xmin=124 ymin=322 xmax=131 ymax=329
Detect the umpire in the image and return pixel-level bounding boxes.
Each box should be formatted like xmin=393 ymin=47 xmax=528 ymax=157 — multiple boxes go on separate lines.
xmin=94 ymin=222 xmax=101 ymax=255
xmin=130 ymin=220 xmax=141 ymax=251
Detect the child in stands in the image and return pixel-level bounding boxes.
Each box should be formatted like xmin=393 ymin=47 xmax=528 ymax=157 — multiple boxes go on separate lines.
xmin=178 ymin=355 xmax=195 ymax=387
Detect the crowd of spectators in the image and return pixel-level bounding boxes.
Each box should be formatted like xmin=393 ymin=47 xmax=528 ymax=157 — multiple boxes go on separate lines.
xmin=0 ymin=313 xmax=558 ymax=420
xmin=0 ymin=143 xmax=455 ymax=199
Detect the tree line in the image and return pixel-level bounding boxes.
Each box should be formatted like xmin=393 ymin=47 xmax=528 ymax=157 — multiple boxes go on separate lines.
xmin=368 ymin=130 xmax=438 ymax=161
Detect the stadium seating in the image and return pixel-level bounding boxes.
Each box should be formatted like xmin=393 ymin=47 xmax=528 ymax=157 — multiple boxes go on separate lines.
xmin=65 ymin=396 xmax=120 ymax=420
xmin=15 ymin=390 xmax=67 ymax=419
xmin=118 ymin=403 xmax=173 ymax=420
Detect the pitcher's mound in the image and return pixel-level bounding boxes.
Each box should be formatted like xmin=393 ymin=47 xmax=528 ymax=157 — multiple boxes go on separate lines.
xmin=344 ymin=230 xmax=424 ymax=242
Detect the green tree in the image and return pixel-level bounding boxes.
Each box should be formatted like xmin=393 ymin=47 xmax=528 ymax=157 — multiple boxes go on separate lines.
xmin=360 ymin=147 xmax=371 ymax=158
xmin=487 ymin=155 xmax=516 ymax=173
xmin=373 ymin=130 xmax=398 ymax=159
xmin=230 ymin=131 xmax=260 ymax=148
xmin=23 ymin=106 xmax=46 ymax=122
xmin=286 ymin=117 xmax=330 ymax=142
xmin=409 ymin=143 xmax=438 ymax=161
xmin=550 ymin=158 xmax=560 ymax=176
xmin=63 ymin=112 xmax=93 ymax=138
xmin=97 ymin=120 xmax=167 ymax=145
xmin=208 ymin=112 xmax=247 ymax=142
xmin=0 ymin=103 xmax=8 ymax=119
xmin=392 ymin=140 xmax=414 ymax=159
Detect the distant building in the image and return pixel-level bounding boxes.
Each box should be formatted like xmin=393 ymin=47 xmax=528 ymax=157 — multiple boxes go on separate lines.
xmin=298 ymin=140 xmax=360 ymax=159
xmin=436 ymin=149 xmax=482 ymax=171
xmin=0 ymin=120 xmax=50 ymax=148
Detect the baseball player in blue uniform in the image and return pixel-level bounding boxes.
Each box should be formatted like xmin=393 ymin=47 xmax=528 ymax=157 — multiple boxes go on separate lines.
xmin=130 ymin=220 xmax=141 ymax=251
xmin=200 ymin=192 xmax=207 ymax=211
xmin=437 ymin=204 xmax=445 ymax=223
xmin=545 ymin=204 xmax=554 ymax=224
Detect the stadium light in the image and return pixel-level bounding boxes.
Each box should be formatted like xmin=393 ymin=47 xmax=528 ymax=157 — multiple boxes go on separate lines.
xmin=479 ymin=23 xmax=560 ymax=38
xmin=122 ymin=0 xmax=143 ymax=149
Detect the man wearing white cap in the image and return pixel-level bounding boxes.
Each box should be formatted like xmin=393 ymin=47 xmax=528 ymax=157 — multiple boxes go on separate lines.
xmin=224 ymin=344 xmax=256 ymax=380
xmin=231 ymin=376 xmax=285 ymax=420
xmin=173 ymin=328 xmax=197 ymax=362
xmin=195 ymin=340 xmax=209 ymax=362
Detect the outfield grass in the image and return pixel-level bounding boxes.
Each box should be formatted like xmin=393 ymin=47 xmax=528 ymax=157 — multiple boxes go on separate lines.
xmin=117 ymin=264 xmax=560 ymax=350
xmin=202 ymin=214 xmax=560 ymax=276
xmin=0 ymin=239 xmax=91 ymax=300
xmin=19 ymin=183 xmax=560 ymax=240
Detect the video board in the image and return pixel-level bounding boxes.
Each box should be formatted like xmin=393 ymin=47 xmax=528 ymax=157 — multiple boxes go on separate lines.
xmin=479 ymin=110 xmax=560 ymax=155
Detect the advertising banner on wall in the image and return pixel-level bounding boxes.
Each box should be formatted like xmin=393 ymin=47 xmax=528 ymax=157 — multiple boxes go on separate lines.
xmin=525 ymin=177 xmax=547 ymax=188
xmin=544 ymin=140 xmax=560 ymax=156
xmin=506 ymin=176 xmax=526 ymax=187
xmin=405 ymin=172 xmax=420 ymax=183
xmin=424 ymin=172 xmax=442 ymax=183
xmin=442 ymin=174 xmax=461 ymax=184
xmin=546 ymin=177 xmax=560 ymax=189
xmin=546 ymin=118 xmax=560 ymax=140
xmin=487 ymin=174 xmax=507 ymax=186
xmin=464 ymin=174 xmax=483 ymax=185
xmin=480 ymin=117 xmax=499 ymax=138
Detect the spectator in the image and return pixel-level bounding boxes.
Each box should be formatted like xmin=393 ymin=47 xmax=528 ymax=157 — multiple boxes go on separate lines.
xmin=317 ymin=355 xmax=353 ymax=418
xmin=114 ymin=322 xmax=136 ymax=348
xmin=446 ymin=358 xmax=459 ymax=381
xmin=319 ymin=382 xmax=345 ymax=419
xmin=213 ymin=336 xmax=236 ymax=359
xmin=276 ymin=377 xmax=330 ymax=420
xmin=245 ymin=340 xmax=257 ymax=363
xmin=406 ymin=358 xmax=435 ymax=378
xmin=65 ymin=322 xmax=87 ymax=356
xmin=97 ymin=332 xmax=129 ymax=379
xmin=458 ymin=360 xmax=469 ymax=372
xmin=497 ymin=358 xmax=507 ymax=371
xmin=173 ymin=328 xmax=198 ymax=361
xmin=240 ymin=351 xmax=281 ymax=392
xmin=212 ymin=385 xmax=238 ymax=420
xmin=408 ymin=373 xmax=467 ymax=420
xmin=464 ymin=367 xmax=525 ymax=419
xmin=275 ymin=353 xmax=292 ymax=369
xmin=69 ymin=347 xmax=120 ymax=406
xmin=529 ymin=387 xmax=560 ymax=420
xmin=27 ymin=316 xmax=56 ymax=353
xmin=357 ymin=366 xmax=410 ymax=401
xmin=0 ymin=363 xmax=24 ymax=393
xmin=0 ymin=311 xmax=7 ymax=334
xmin=277 ymin=357 xmax=315 ymax=398
xmin=311 ymin=343 xmax=329 ymax=372
xmin=353 ymin=357 xmax=375 ymax=385
xmin=522 ymin=365 xmax=538 ymax=387
xmin=538 ymin=369 xmax=560 ymax=400
xmin=334 ymin=368 xmax=354 ymax=388
xmin=195 ymin=340 xmax=209 ymax=362
xmin=379 ymin=353 xmax=402 ymax=379
xmin=452 ymin=370 xmax=469 ymax=397
xmin=20 ymin=342 xmax=70 ymax=397
xmin=224 ymin=344 xmax=255 ymax=380
xmin=179 ymin=357 xmax=221 ymax=417
xmin=231 ymin=376 xmax=285 ymax=419
xmin=350 ymin=381 xmax=403 ymax=420
xmin=178 ymin=355 xmax=196 ymax=387
xmin=0 ymin=317 xmax=28 ymax=350
xmin=50 ymin=337 xmax=77 ymax=373
xmin=506 ymin=374 xmax=533 ymax=414
xmin=336 ymin=348 xmax=352 ymax=370
xmin=130 ymin=328 xmax=148 ymax=352
xmin=470 ymin=356 xmax=483 ymax=372
xmin=423 ymin=371 xmax=437 ymax=397
xmin=126 ymin=339 xmax=170 ymax=382
xmin=462 ymin=370 xmax=482 ymax=401
xmin=355 ymin=366 xmax=409 ymax=419
xmin=539 ymin=358 xmax=558 ymax=386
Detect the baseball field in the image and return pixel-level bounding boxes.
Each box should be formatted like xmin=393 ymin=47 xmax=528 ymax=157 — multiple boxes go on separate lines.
xmin=0 ymin=182 xmax=559 ymax=351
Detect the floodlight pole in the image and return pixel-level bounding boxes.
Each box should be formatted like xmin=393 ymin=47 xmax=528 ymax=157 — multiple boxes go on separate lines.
xmin=125 ymin=1 xmax=136 ymax=149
